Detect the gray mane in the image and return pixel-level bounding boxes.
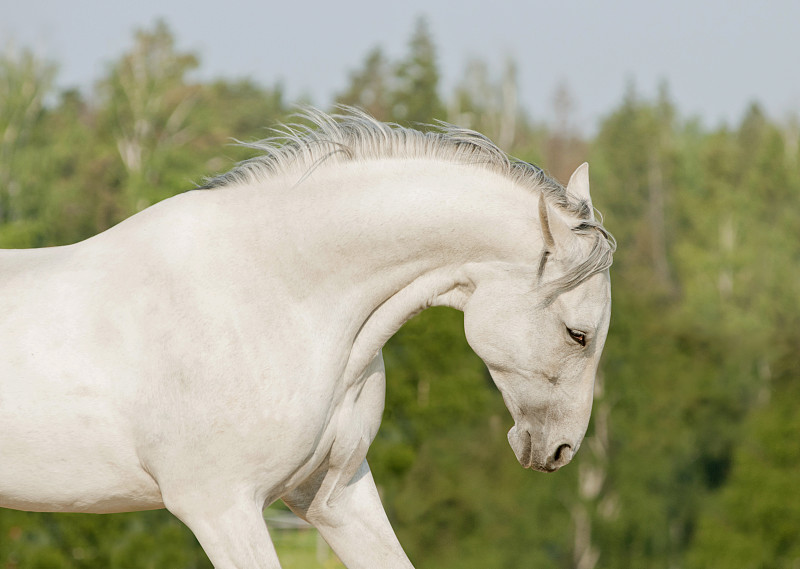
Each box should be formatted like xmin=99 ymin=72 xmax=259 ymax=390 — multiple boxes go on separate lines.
xmin=202 ymin=106 xmax=615 ymax=292
xmin=201 ymin=107 xmax=584 ymax=215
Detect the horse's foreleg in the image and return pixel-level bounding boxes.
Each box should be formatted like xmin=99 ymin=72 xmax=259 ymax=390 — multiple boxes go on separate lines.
xmin=284 ymin=459 xmax=414 ymax=569
xmin=164 ymin=492 xmax=283 ymax=569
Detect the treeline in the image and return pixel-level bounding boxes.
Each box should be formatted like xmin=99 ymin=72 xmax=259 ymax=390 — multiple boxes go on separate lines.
xmin=1 ymin=18 xmax=799 ymax=569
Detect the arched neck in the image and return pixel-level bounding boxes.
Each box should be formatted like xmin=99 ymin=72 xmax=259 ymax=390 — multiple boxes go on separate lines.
xmin=236 ymin=159 xmax=548 ymax=383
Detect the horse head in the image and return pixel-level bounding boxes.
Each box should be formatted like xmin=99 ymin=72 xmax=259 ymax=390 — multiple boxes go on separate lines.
xmin=463 ymin=164 xmax=613 ymax=472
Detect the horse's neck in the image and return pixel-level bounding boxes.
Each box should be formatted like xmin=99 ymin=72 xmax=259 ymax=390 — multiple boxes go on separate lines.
xmin=267 ymin=160 xmax=539 ymax=283
xmin=247 ymin=160 xmax=542 ymax=380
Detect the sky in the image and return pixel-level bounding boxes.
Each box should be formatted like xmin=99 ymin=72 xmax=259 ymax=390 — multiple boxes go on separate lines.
xmin=2 ymin=0 xmax=798 ymax=133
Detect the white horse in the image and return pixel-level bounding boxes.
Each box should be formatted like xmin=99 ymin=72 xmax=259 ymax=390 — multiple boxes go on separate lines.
xmin=0 ymin=108 xmax=614 ymax=568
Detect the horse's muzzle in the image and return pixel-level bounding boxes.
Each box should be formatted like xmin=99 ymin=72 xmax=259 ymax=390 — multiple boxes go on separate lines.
xmin=507 ymin=425 xmax=575 ymax=472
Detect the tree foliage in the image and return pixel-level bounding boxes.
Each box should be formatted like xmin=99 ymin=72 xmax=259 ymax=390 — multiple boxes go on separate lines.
xmin=337 ymin=17 xmax=444 ymax=125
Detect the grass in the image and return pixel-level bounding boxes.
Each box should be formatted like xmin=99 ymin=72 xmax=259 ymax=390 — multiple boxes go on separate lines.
xmin=270 ymin=528 xmax=345 ymax=569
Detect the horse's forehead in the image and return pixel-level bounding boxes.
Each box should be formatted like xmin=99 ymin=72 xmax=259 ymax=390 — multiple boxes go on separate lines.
xmin=556 ymin=272 xmax=611 ymax=321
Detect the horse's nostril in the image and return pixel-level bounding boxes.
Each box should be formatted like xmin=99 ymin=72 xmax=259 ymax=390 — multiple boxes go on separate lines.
xmin=553 ymin=443 xmax=573 ymax=464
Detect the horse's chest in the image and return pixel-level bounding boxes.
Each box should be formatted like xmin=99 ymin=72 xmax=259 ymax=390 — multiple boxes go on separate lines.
xmin=263 ymin=352 xmax=387 ymax=496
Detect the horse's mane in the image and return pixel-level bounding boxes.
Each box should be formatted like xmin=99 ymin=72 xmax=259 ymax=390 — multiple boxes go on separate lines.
xmin=202 ymin=106 xmax=615 ymax=291
xmin=202 ymin=107 xmax=581 ymax=214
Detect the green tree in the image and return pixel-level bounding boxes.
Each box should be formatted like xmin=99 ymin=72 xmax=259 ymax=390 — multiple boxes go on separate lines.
xmin=97 ymin=19 xmax=199 ymax=209
xmin=592 ymin=82 xmax=679 ymax=298
xmin=336 ymin=48 xmax=393 ymax=121
xmin=449 ymin=58 xmax=520 ymax=150
xmin=0 ymin=509 xmax=212 ymax=568
xmin=687 ymin=335 xmax=800 ymax=569
xmin=34 ymin=88 xmax=126 ymax=244
xmin=194 ymin=78 xmax=287 ymax=143
xmin=582 ymin=87 xmax=725 ymax=568
xmin=0 ymin=46 xmax=56 ymax=245
xmin=391 ymin=17 xmax=445 ymax=124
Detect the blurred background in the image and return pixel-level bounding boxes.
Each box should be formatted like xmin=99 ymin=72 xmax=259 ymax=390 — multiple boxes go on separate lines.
xmin=1 ymin=1 xmax=798 ymax=567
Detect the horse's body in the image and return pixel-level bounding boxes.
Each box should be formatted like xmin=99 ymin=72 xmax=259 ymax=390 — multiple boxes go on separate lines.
xmin=0 ymin=110 xmax=614 ymax=568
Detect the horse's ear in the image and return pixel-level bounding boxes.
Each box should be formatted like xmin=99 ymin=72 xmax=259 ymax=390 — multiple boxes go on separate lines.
xmin=538 ymin=196 xmax=574 ymax=254
xmin=566 ymin=162 xmax=594 ymax=220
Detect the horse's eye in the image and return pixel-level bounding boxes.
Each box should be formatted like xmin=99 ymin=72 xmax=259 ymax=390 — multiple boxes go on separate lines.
xmin=567 ymin=327 xmax=587 ymax=347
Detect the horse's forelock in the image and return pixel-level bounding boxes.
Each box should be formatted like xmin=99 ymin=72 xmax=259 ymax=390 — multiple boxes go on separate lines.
xmin=542 ymin=225 xmax=616 ymax=300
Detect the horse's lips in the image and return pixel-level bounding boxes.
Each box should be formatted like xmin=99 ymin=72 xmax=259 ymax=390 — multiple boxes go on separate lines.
xmin=507 ymin=425 xmax=532 ymax=469
xmin=508 ymin=425 xmax=564 ymax=472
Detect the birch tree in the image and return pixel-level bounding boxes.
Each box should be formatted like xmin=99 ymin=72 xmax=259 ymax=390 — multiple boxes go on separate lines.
xmin=98 ymin=20 xmax=198 ymax=208
xmin=449 ymin=58 xmax=519 ymax=150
